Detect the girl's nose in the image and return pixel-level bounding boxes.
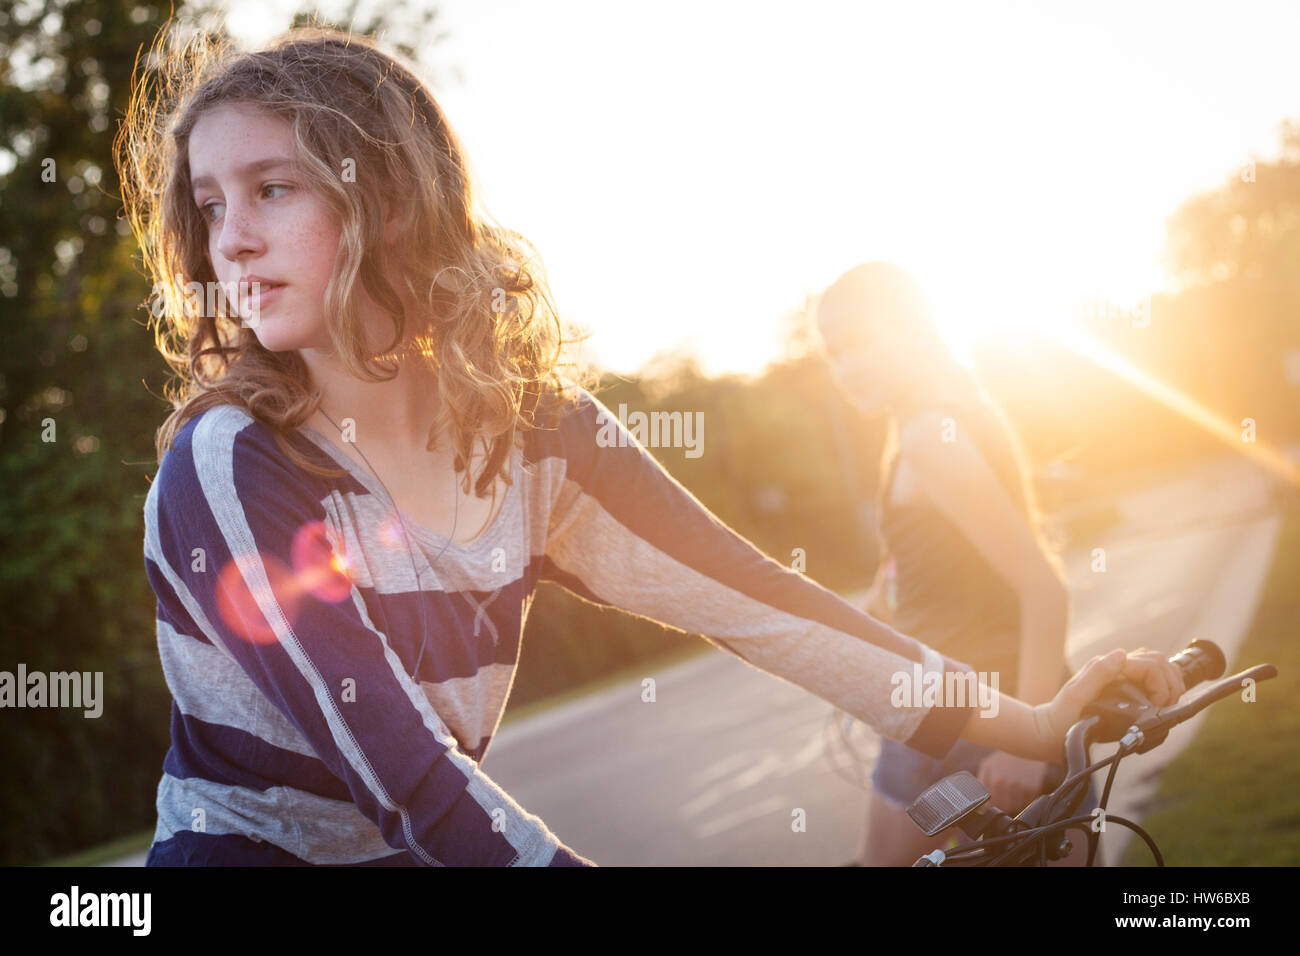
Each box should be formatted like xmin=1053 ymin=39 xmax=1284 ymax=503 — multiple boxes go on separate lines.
xmin=215 ymin=206 xmax=265 ymax=262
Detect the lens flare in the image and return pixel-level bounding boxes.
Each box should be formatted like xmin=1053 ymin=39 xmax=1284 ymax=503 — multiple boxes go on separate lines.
xmin=377 ymin=513 xmax=408 ymax=548
xmin=292 ymin=521 xmax=353 ymax=603
xmin=214 ymin=522 xmax=357 ymax=643
xmin=1055 ymin=327 xmax=1299 ymax=487
xmin=215 ymin=552 xmax=301 ymax=645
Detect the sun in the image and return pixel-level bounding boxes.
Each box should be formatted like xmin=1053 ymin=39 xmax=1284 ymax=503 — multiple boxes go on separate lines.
xmin=919 ymin=262 xmax=1159 ymax=367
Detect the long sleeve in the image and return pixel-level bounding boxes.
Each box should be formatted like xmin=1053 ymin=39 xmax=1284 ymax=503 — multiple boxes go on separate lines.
xmin=144 ymin=405 xmax=593 ymax=866
xmin=538 ymin=390 xmax=977 ymax=759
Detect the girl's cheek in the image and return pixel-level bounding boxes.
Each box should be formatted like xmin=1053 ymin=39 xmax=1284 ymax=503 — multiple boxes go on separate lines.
xmin=844 ymin=355 xmax=876 ymax=387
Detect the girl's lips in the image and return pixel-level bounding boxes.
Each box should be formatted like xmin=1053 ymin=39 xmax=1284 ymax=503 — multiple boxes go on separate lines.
xmin=245 ymin=282 xmax=286 ymax=311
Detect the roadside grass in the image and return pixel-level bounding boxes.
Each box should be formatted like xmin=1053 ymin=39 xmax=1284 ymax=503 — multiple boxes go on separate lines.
xmin=1120 ymin=500 xmax=1300 ymax=865
xmin=43 ymin=828 xmax=154 ymax=867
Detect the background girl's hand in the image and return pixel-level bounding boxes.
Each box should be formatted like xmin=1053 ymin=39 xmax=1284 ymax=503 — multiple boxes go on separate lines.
xmin=976 ymin=751 xmax=1048 ymax=814
xmin=1031 ymin=648 xmax=1187 ymax=758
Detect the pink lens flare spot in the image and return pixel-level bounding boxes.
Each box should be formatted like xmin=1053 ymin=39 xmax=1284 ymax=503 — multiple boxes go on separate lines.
xmin=291 ymin=521 xmax=353 ymax=603
xmin=378 ymin=514 xmax=408 ymax=548
xmin=215 ymin=552 xmax=303 ymax=644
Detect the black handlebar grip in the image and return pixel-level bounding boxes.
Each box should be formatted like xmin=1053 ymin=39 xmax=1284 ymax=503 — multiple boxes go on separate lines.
xmin=1169 ymin=639 xmax=1226 ymax=689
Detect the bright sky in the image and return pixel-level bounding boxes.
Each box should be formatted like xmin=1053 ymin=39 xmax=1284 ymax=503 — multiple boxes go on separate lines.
xmin=226 ymin=0 xmax=1300 ymax=376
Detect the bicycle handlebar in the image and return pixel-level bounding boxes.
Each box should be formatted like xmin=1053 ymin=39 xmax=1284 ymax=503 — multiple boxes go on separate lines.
xmin=908 ymin=639 xmax=1277 ymax=866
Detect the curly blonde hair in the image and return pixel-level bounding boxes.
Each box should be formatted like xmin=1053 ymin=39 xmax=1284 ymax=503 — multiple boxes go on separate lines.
xmin=115 ymin=20 xmax=595 ymax=496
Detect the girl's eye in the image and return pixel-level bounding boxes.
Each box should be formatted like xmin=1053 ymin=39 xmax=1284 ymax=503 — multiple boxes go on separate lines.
xmin=198 ymin=184 xmax=291 ymax=224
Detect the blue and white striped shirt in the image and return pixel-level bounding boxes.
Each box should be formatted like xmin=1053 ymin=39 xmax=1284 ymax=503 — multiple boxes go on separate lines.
xmin=142 ymin=387 xmax=975 ymax=866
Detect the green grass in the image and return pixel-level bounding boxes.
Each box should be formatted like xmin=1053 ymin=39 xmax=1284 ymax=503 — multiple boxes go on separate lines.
xmin=42 ymin=827 xmax=155 ymax=867
xmin=1120 ymin=501 xmax=1300 ymax=865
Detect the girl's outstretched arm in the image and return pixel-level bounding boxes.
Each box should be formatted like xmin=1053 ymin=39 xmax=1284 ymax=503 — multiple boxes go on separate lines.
xmin=538 ymin=390 xmax=980 ymax=761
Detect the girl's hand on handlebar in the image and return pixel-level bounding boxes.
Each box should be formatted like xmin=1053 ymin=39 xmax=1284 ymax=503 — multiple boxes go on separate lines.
xmin=1032 ymin=648 xmax=1187 ymax=755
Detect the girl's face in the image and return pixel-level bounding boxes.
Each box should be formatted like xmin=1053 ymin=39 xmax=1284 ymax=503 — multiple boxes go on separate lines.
xmin=817 ymin=307 xmax=914 ymax=416
xmin=188 ymin=103 xmax=342 ymax=353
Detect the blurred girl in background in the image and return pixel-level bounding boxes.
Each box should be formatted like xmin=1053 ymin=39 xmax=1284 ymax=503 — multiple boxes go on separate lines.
xmin=814 ymin=262 xmax=1100 ymax=866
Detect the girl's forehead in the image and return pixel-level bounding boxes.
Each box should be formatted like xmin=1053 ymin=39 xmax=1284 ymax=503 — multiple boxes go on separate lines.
xmin=189 ymin=106 xmax=297 ymax=174
xmin=191 ymin=102 xmax=293 ymax=144
xmin=817 ymin=304 xmax=874 ymax=347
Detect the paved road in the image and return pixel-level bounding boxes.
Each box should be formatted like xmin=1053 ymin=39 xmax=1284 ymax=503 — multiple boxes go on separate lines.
xmin=104 ymin=456 xmax=1283 ymax=866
